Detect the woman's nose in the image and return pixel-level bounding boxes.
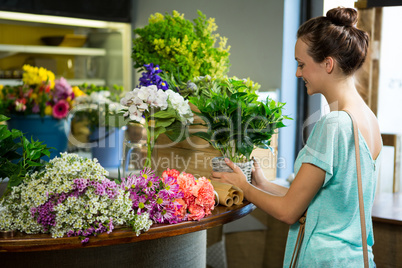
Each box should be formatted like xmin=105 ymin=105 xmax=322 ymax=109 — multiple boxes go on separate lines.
xmin=296 ymin=68 xmax=302 ymax=78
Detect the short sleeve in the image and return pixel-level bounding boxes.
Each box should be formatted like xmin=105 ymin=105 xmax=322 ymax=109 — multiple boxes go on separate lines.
xmin=302 ymin=112 xmax=352 ymax=186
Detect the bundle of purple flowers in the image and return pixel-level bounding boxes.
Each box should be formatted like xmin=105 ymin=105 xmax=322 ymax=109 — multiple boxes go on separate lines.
xmin=121 ymin=168 xmax=184 ymax=224
xmin=138 ymin=63 xmax=169 ymax=91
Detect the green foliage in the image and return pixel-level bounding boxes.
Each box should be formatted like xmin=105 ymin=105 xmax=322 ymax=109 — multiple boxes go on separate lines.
xmin=189 ymin=88 xmax=291 ymax=162
xmin=0 ymin=115 xmax=50 ymax=198
xmin=132 ymin=10 xmax=231 ymax=89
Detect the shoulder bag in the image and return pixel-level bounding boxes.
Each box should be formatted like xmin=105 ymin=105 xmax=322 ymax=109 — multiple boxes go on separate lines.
xmin=289 ymin=110 xmax=369 ymax=268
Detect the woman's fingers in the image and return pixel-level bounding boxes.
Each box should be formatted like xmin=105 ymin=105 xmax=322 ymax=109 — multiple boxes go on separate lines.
xmin=223 ymin=158 xmax=241 ymax=173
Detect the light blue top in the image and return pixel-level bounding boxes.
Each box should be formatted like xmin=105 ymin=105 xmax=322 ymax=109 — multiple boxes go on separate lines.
xmin=283 ymin=111 xmax=381 ymax=267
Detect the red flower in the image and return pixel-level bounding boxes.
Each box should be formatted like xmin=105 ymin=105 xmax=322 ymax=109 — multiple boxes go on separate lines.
xmin=52 ymin=100 xmax=69 ymax=119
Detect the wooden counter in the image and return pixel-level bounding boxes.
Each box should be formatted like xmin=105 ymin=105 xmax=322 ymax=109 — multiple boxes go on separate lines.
xmin=372 ymin=192 xmax=402 ymax=225
xmin=371 ymin=193 xmax=402 ymax=267
xmin=0 ymin=202 xmax=255 ymax=268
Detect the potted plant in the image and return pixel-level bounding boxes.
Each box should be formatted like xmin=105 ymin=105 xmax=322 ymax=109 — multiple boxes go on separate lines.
xmin=70 ymin=83 xmax=127 ymax=168
xmin=188 ymin=76 xmax=291 ymax=181
xmin=132 ymin=10 xmax=231 ymax=98
xmin=0 ymin=115 xmax=50 ymax=199
xmin=0 ymin=65 xmax=79 ymax=159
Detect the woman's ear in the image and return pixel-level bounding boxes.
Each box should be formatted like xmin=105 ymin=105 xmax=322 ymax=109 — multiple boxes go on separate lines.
xmin=324 ymin=57 xmax=334 ymax=73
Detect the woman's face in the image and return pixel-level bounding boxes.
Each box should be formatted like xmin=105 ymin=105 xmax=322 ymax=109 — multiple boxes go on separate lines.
xmin=295 ymin=39 xmax=327 ymax=95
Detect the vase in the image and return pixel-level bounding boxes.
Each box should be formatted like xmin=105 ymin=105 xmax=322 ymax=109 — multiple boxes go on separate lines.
xmin=7 ymin=115 xmax=70 ymax=160
xmin=89 ymin=126 xmax=126 ymax=169
xmin=121 ymin=123 xmax=150 ymax=177
xmin=211 ymin=157 xmax=254 ymax=183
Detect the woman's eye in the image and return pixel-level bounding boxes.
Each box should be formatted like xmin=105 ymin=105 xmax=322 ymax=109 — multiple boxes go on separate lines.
xmin=298 ymin=64 xmax=304 ymax=68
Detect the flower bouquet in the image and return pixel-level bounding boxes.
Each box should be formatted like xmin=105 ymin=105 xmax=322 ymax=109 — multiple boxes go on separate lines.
xmin=0 ymin=64 xmax=79 ymax=119
xmin=0 ymin=65 xmax=82 ymax=159
xmin=0 ymin=153 xmax=153 ymax=243
xmin=0 ymin=152 xmax=215 ymax=243
xmin=120 ymin=168 xmax=215 ymax=223
xmin=132 ymin=10 xmax=231 ymax=97
xmin=120 ymin=66 xmax=194 ymax=168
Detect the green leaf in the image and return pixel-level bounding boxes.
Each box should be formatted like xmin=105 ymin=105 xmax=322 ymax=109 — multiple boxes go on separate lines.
xmin=154 ymin=117 xmax=175 ymax=128
xmin=26 ymin=160 xmax=43 ymax=166
xmin=164 ymin=121 xmax=188 ymax=142
xmin=191 ymin=131 xmax=212 ymax=143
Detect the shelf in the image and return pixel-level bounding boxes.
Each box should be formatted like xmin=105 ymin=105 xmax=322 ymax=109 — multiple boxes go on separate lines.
xmin=0 ymin=78 xmax=105 ymax=87
xmin=0 ymin=44 xmax=106 ymax=59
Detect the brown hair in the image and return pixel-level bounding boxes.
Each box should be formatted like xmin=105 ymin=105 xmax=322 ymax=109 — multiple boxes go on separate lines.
xmin=297 ymin=7 xmax=369 ymax=75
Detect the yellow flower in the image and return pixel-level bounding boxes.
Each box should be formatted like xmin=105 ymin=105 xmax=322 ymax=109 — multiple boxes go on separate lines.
xmin=31 ymin=93 xmax=38 ymax=100
xmin=149 ymin=12 xmax=164 ymax=24
xmin=172 ymin=10 xmax=184 ymax=19
xmin=0 ymin=84 xmax=3 ymax=99
xmin=72 ymin=86 xmax=85 ymax=97
xmin=22 ymin=64 xmax=55 ymax=88
xmin=44 ymin=105 xmax=53 ymax=116
xmin=207 ymin=18 xmax=218 ymax=33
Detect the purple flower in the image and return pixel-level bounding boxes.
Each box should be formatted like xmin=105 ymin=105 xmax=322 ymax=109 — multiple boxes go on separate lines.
xmin=139 ymin=63 xmax=169 ymax=91
xmin=32 ymin=102 xmax=40 ymax=113
xmin=120 ymin=168 xmax=185 ymax=224
xmin=54 ymin=77 xmax=73 ymax=100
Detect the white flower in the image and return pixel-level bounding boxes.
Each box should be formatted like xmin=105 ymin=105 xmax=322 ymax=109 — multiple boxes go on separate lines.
xmin=166 ymin=90 xmax=194 ymax=124
xmin=153 ymin=90 xmax=168 ymax=109
xmin=128 ymin=105 xmax=143 ymax=122
xmin=121 ymin=85 xmax=169 ymax=122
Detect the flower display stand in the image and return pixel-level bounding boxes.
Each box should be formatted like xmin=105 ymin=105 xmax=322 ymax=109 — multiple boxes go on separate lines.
xmin=0 ymin=202 xmax=255 ymax=268
xmin=7 ymin=115 xmax=70 ymax=160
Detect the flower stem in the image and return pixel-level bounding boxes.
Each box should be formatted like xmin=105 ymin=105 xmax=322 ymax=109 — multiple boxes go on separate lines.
xmin=144 ymin=118 xmax=153 ymax=168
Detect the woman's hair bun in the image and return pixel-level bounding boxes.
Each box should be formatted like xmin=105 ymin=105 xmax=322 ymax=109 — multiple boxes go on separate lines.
xmin=326 ymin=7 xmax=358 ymax=27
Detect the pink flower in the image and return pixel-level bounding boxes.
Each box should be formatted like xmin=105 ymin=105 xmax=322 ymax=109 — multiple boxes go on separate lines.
xmin=162 ymin=168 xmax=180 ymax=181
xmin=187 ymin=203 xmax=206 ymax=221
xmin=192 ymin=177 xmax=215 ymax=215
xmin=52 ymin=100 xmax=69 ymax=119
xmin=176 ymin=172 xmax=196 ymax=200
xmin=15 ymin=99 xmax=26 ymax=112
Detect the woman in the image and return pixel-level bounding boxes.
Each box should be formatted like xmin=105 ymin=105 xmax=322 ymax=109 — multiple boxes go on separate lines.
xmin=211 ymin=7 xmax=382 ymax=267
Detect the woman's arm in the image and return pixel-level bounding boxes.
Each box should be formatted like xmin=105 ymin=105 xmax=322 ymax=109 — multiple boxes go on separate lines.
xmin=249 ymin=159 xmax=289 ymax=196
xmin=211 ymin=158 xmax=325 ymax=225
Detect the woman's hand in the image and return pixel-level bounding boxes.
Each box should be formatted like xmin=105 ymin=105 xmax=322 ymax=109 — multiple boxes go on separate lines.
xmin=210 ymin=158 xmax=249 ymax=190
xmin=251 ymin=157 xmax=269 ymax=189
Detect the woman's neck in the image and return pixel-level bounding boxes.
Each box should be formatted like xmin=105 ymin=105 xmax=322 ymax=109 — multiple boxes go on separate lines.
xmin=322 ymin=76 xmax=362 ymax=112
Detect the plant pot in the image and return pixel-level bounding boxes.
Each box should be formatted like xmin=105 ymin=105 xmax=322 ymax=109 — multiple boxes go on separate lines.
xmin=154 ymin=103 xmax=222 ymax=177
xmin=7 ymin=115 xmax=70 ymax=160
xmin=211 ymin=157 xmax=254 ymax=182
xmin=89 ymin=126 xmax=126 ymax=168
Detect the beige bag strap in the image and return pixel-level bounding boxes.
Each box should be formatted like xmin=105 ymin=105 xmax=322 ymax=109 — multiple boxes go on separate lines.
xmin=289 ymin=210 xmax=307 ymax=268
xmin=344 ymin=109 xmax=369 ymax=268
